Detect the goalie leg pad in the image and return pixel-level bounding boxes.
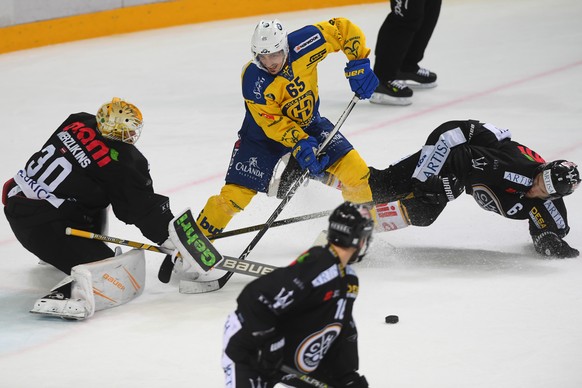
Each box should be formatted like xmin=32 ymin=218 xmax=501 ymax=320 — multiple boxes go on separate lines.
xmin=77 ymin=249 xmax=145 ymax=312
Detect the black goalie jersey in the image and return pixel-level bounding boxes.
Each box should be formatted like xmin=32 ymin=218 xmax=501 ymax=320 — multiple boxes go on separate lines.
xmin=9 ymin=112 xmax=172 ymax=243
xmin=229 ymin=245 xmax=361 ymax=377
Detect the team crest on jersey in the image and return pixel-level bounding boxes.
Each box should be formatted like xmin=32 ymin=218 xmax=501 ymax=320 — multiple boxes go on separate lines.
xmin=471 ymin=185 xmax=503 ymax=215
xmin=282 ymin=91 xmax=315 ymax=127
xmin=295 ymin=324 xmax=342 ymax=372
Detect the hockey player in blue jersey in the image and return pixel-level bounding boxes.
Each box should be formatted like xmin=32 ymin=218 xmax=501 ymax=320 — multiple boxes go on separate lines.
xmin=195 ymin=18 xmax=379 ymax=237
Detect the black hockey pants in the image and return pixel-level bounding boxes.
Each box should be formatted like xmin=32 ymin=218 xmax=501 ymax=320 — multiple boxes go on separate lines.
xmin=4 ymin=182 xmax=113 ymax=274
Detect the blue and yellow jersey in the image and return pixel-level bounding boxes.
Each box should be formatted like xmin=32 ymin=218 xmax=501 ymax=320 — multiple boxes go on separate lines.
xmin=240 ymin=18 xmax=371 ymax=149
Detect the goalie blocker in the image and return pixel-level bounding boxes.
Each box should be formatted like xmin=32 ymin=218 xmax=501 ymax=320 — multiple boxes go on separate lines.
xmin=167 ymin=209 xmax=280 ymax=293
xmin=167 ymin=208 xmax=222 ymax=275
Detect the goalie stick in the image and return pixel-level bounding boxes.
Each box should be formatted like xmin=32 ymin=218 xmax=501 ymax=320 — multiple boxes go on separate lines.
xmin=156 ymin=208 xmax=334 ymax=282
xmin=65 ymin=227 xmax=277 ymax=282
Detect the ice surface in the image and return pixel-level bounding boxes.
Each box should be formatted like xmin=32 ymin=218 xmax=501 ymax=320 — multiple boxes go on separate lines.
xmin=1 ymin=0 xmax=581 ymax=386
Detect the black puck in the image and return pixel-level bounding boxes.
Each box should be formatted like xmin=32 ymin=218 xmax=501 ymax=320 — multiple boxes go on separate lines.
xmin=385 ymin=315 xmax=399 ymax=324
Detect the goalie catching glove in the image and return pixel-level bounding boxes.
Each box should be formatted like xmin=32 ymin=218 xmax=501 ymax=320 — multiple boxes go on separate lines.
xmin=532 ymin=231 xmax=579 ymax=258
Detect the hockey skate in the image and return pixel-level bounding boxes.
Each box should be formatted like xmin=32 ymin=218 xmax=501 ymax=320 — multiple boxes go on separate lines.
xmin=397 ymin=68 xmax=437 ymax=89
xmin=370 ymin=80 xmax=413 ymax=106
xmin=30 ymin=266 xmax=95 ymax=320
xmin=30 ymin=291 xmax=91 ymax=320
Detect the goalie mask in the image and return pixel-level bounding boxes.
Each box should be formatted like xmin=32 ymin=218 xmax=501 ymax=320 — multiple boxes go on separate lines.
xmin=251 ymin=19 xmax=289 ymax=74
xmin=540 ymin=160 xmax=580 ymax=199
xmin=327 ymin=202 xmax=374 ymax=263
xmin=96 ymin=97 xmax=143 ymax=144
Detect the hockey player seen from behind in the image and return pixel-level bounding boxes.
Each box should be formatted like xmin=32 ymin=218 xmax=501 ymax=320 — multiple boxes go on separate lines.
xmin=195 ymin=18 xmax=379 ymax=238
xmin=3 ymin=98 xmax=175 ymax=320
xmin=366 ymin=120 xmax=580 ymax=258
xmin=222 ymin=202 xmax=374 ymax=388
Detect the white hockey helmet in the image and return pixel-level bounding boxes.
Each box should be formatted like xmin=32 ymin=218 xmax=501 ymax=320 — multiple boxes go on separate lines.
xmin=96 ymin=97 xmax=143 ymax=144
xmin=251 ymin=19 xmax=289 ymax=69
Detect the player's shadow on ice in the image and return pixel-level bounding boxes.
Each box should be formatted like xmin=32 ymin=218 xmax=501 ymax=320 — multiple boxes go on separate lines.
xmin=364 ymin=243 xmax=558 ymax=275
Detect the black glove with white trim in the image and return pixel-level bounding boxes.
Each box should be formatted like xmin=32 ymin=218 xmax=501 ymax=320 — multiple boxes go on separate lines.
xmin=253 ymin=332 xmax=285 ymax=379
xmin=338 ymin=372 xmax=369 ymax=388
xmin=533 ymin=231 xmax=579 ymax=258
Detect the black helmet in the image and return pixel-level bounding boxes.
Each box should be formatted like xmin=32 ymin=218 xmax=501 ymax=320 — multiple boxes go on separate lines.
xmin=328 ymin=202 xmax=374 ymax=253
xmin=540 ymin=160 xmax=580 ymax=198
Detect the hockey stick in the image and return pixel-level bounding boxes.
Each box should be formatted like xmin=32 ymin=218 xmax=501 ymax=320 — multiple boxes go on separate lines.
xmin=65 ymin=228 xmax=278 ymax=281
xmin=238 ymin=95 xmax=359 ymax=260
xmin=212 ymin=209 xmax=333 ymax=240
xmin=156 ymin=207 xmax=334 ymax=282
xmin=280 ymin=365 xmax=334 ymax=388
xmin=184 ymin=96 xmax=359 ymax=294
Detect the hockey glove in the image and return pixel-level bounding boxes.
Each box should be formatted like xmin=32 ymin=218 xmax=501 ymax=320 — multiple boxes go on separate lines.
xmin=292 ymin=136 xmax=330 ymax=175
xmin=254 ymin=333 xmax=285 ymax=378
xmin=344 ymin=58 xmax=379 ymax=99
xmin=338 ymin=372 xmax=369 ymax=388
xmin=413 ymin=174 xmax=464 ymax=206
xmin=533 ymin=231 xmax=579 ymax=258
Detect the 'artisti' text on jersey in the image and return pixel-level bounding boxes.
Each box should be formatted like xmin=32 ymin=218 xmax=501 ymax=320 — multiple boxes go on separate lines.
xmin=241 ymin=18 xmax=370 ymax=148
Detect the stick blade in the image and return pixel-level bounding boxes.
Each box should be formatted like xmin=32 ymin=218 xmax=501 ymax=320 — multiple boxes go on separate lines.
xmin=157 ymin=255 xmax=174 ymax=283
xmin=179 ymin=279 xmax=221 ymax=294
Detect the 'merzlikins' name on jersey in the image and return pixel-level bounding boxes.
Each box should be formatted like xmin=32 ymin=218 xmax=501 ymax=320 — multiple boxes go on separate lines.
xmin=61 ymin=121 xmax=112 ymax=167
xmin=57 ymin=131 xmax=91 ymax=168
